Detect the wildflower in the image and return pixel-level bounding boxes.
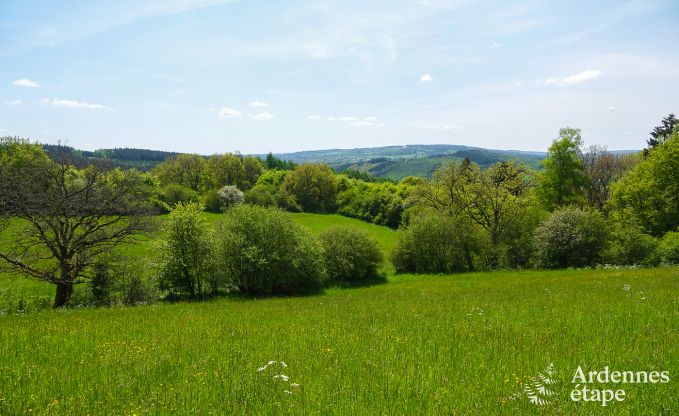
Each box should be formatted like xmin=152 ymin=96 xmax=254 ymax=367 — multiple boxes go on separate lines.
xmin=267 ymin=360 xmax=277 ymax=365
xmin=279 ymin=374 xmax=289 ymax=382
xmin=284 ymin=390 xmax=292 ymax=395
xmin=280 ymin=361 xmax=288 ymax=368
xmin=290 ymin=383 xmax=300 ymax=388
xmin=257 ymin=366 xmax=267 ymax=372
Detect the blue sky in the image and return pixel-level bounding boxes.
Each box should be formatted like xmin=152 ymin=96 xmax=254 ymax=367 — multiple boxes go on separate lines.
xmin=1 ymin=0 xmax=677 ymax=154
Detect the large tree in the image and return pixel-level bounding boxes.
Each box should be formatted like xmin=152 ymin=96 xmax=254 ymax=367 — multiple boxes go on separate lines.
xmin=537 ymin=127 xmax=588 ymax=210
xmin=581 ymin=145 xmax=637 ymax=211
xmin=0 ymin=138 xmax=155 ymax=306
xmin=416 ymin=159 xmax=535 ymax=267
xmin=152 ymin=153 xmax=206 ymax=192
xmin=282 ymin=163 xmax=338 ymax=212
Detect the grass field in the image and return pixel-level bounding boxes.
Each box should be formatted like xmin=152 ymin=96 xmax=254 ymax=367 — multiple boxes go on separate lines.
xmin=0 ymin=213 xmax=677 ymax=415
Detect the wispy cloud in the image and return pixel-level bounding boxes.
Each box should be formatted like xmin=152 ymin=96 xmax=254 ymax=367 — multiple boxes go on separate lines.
xmin=543 ymin=69 xmax=603 ymax=87
xmin=307 ymin=115 xmax=383 ymax=127
xmin=420 ymin=73 xmax=433 ymax=83
xmin=489 ymin=42 xmax=503 ymax=49
xmin=41 ymin=98 xmax=105 ymax=109
xmin=12 ymin=79 xmax=40 ymax=88
xmin=249 ymin=100 xmax=270 ymax=108
xmin=6 ymin=99 xmax=23 ymax=106
xmin=249 ymin=112 xmax=274 ymax=120
xmin=218 ymin=107 xmax=242 ymax=118
xmin=607 ymin=106 xmax=616 ymax=112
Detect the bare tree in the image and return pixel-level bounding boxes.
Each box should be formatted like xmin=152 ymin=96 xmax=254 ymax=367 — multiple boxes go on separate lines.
xmin=581 ymin=145 xmax=637 ymax=211
xmin=0 ymin=138 xmax=155 ymax=306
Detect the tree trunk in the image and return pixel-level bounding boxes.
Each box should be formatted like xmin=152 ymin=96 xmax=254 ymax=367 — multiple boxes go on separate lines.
xmin=54 ymin=282 xmax=74 ymax=307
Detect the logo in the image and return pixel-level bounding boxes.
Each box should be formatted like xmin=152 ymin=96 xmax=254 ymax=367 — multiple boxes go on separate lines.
xmin=505 ymin=363 xmax=670 ymax=407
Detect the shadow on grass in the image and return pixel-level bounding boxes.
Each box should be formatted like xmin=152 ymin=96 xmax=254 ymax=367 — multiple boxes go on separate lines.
xmin=325 ymin=274 xmax=389 ymax=290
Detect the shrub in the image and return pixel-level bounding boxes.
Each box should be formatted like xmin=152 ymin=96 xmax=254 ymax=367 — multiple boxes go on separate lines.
xmin=219 ymin=205 xmax=326 ymax=295
xmin=90 ymin=255 xmax=159 ymax=306
xmin=392 ymin=212 xmax=487 ymax=274
xmin=533 ymin=206 xmax=608 ymax=268
xmin=157 ymin=202 xmax=221 ymax=297
xmin=603 ymin=222 xmax=659 ymax=266
xmin=319 ymin=226 xmax=383 ymax=281
xmin=656 ymin=231 xmax=679 ymax=265
xmin=217 ymin=185 xmax=244 ymax=210
xmin=202 ymin=190 xmax=222 ymax=213
xmin=159 ymin=183 xmax=199 ymax=208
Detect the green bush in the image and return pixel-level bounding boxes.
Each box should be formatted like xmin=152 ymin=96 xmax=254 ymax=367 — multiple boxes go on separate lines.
xmin=392 ymin=212 xmax=487 ymax=274
xmin=202 ymin=190 xmax=222 ymax=213
xmin=656 ymin=231 xmax=679 ymax=265
xmin=157 ymin=202 xmax=221 ymax=297
xmin=319 ymin=226 xmax=383 ymax=281
xmin=533 ymin=206 xmax=608 ymax=268
xmin=90 ymin=255 xmax=159 ymax=306
xmin=219 ymin=205 xmax=326 ymax=295
xmin=159 ymin=183 xmax=200 ymax=208
xmin=603 ymin=222 xmax=659 ymax=266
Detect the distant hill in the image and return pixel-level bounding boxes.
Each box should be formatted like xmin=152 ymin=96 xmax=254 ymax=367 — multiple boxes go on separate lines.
xmin=37 ymin=143 xmax=637 ymax=180
xmin=268 ymin=145 xmax=548 ymax=180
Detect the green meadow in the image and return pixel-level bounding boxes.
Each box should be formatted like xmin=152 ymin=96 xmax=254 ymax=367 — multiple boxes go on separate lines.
xmin=0 ymin=213 xmax=677 ymax=415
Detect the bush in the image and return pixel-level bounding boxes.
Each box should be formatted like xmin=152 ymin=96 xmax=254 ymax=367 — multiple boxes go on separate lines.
xmin=157 ymin=202 xmax=221 ymax=297
xmin=533 ymin=206 xmax=608 ymax=268
xmin=319 ymin=226 xmax=383 ymax=281
xmin=202 ymin=190 xmax=222 ymax=213
xmin=282 ymin=164 xmax=338 ymax=212
xmin=90 ymin=255 xmax=159 ymax=306
xmin=159 ymin=183 xmax=200 ymax=208
xmin=603 ymin=222 xmax=659 ymax=266
xmin=392 ymin=212 xmax=487 ymax=274
xmin=656 ymin=231 xmax=679 ymax=265
xmin=219 ymin=205 xmax=326 ymax=295
xmin=217 ymin=185 xmax=244 ymax=210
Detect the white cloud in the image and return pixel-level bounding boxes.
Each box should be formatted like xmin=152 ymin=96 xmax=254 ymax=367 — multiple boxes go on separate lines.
xmin=218 ymin=107 xmax=242 ymax=118
xmin=12 ymin=79 xmax=40 ymax=88
xmin=6 ymin=99 xmax=23 ymax=106
xmin=307 ymin=115 xmax=383 ymax=127
xmin=489 ymin=42 xmax=503 ymax=49
xmin=249 ymin=100 xmax=271 ymax=108
xmin=41 ymin=98 xmax=105 ymax=109
xmin=607 ymin=106 xmax=616 ymax=112
xmin=249 ymin=112 xmax=275 ymax=120
xmin=420 ymin=73 xmax=433 ymax=83
xmin=543 ymin=69 xmax=603 ymax=87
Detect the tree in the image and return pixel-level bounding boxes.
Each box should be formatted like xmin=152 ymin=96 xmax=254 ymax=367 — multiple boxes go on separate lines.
xmin=242 ymin=156 xmax=265 ymax=189
xmin=581 ymin=145 xmax=637 ymax=211
xmin=609 ymin=130 xmax=679 ymax=236
xmin=218 ymin=205 xmax=326 ymax=295
xmin=532 ymin=206 xmax=608 ymax=268
xmin=0 ymin=138 xmax=154 ymax=307
xmin=157 ymin=202 xmax=220 ymax=297
xmin=152 ymin=154 xmax=206 ymax=192
xmin=282 ymin=164 xmax=338 ymax=212
xmin=205 ymin=153 xmax=246 ymax=190
xmin=415 ymin=160 xmax=535 ymax=267
xmin=217 ymin=185 xmax=244 ymax=210
xmin=537 ymin=127 xmax=588 ymax=210
xmin=646 ymin=113 xmax=677 ymax=150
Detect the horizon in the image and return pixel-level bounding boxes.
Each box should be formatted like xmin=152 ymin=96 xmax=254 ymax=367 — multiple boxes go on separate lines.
xmin=1 ymin=1 xmax=677 ymax=153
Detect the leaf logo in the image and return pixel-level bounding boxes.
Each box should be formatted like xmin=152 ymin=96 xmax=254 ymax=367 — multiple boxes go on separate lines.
xmin=507 ymin=363 xmax=560 ymax=406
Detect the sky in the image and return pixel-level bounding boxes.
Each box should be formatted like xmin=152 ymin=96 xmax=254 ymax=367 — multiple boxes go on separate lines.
xmin=0 ymin=0 xmax=678 ymax=154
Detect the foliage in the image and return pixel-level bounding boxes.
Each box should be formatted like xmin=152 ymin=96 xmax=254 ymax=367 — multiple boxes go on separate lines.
xmin=90 ymin=254 xmax=158 ymax=306
xmin=532 ymin=206 xmax=608 ymax=268
xmin=218 ymin=205 xmax=326 ymax=295
xmin=282 ymin=163 xmax=338 ymax=212
xmin=603 ymin=221 xmax=659 ymax=266
xmin=609 ymin=131 xmax=679 ymax=236
xmin=157 ymin=202 xmax=221 ymax=297
xmin=159 ymin=183 xmax=200 ymax=208
xmin=656 ymin=231 xmax=679 ymax=265
xmin=264 ymin=152 xmax=296 ymax=170
xmin=537 ymin=127 xmax=588 ymax=210
xmin=415 ymin=160 xmax=535 ymax=267
xmin=152 ymin=153 xmax=206 ymax=192
xmin=335 ymin=177 xmax=410 ymax=227
xmin=392 ymin=211 xmax=487 ymax=274
xmin=318 ymin=226 xmax=383 ymax=281
xmin=217 ymin=185 xmax=244 ymax=210
xmin=646 ymin=113 xmax=677 ymax=150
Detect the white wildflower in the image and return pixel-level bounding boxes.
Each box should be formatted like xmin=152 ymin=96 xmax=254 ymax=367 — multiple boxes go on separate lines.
xmin=284 ymin=390 xmax=292 ymax=395
xmin=290 ymin=383 xmax=300 ymax=388
xmin=257 ymin=366 xmax=267 ymax=372
xmin=280 ymin=361 xmax=288 ymax=368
